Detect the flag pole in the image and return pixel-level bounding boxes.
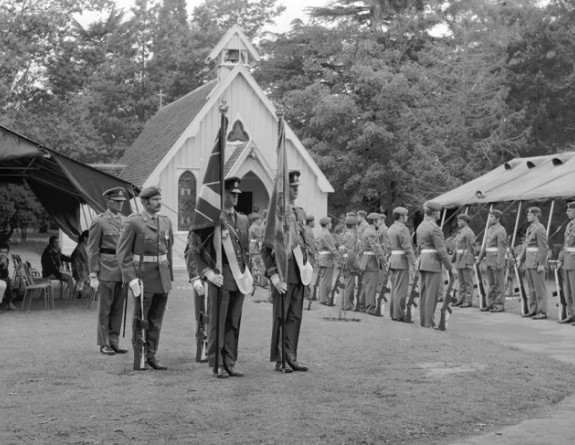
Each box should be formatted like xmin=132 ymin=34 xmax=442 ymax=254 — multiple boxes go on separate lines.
xmin=214 ymin=98 xmax=228 ymax=376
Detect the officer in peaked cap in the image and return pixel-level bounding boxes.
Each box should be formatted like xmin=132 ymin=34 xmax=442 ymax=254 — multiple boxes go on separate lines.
xmin=317 ymin=216 xmax=338 ymax=306
xmin=88 ymin=187 xmax=129 ymax=356
xmin=453 ymin=213 xmax=477 ymax=309
xmin=518 ymin=205 xmax=548 ymax=319
xmin=117 ymin=185 xmax=173 ymax=370
xmin=289 ymin=170 xmax=301 ymax=186
xmin=388 ymin=207 xmax=417 ymax=321
xmin=359 ymin=211 xmax=386 ymax=315
xmin=188 ymin=175 xmax=249 ymax=378
xmin=416 ymin=200 xmax=454 ymax=328
xmin=558 ymin=202 xmax=575 ymax=324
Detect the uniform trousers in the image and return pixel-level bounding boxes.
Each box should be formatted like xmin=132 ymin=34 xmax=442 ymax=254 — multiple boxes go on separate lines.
xmin=97 ymin=281 xmax=127 ymax=347
xmin=390 ymin=268 xmax=409 ymax=320
xmin=525 ymin=268 xmax=547 ymax=315
xmin=132 ymin=292 xmax=168 ymax=361
xmin=270 ymin=283 xmax=304 ymax=363
xmin=563 ymin=269 xmax=575 ymax=318
xmin=344 ymin=272 xmax=358 ymax=310
xmin=318 ymin=266 xmax=334 ymax=304
xmin=207 ymin=286 xmax=244 ymax=368
xmin=485 ymin=266 xmax=505 ymax=309
xmin=362 ymin=270 xmax=379 ymax=311
xmin=457 ymin=268 xmax=474 ymax=305
xmin=419 ymin=270 xmax=442 ymax=327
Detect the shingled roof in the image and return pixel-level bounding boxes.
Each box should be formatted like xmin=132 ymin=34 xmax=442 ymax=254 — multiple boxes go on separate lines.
xmin=119 ymin=80 xmax=217 ymax=186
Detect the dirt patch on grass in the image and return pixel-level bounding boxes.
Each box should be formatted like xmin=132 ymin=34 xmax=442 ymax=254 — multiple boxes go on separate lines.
xmin=1 ymin=269 xmax=574 ymax=445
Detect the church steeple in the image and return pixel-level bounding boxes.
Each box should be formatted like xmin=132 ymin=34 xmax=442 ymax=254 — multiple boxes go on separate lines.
xmin=205 ymin=25 xmax=261 ymax=83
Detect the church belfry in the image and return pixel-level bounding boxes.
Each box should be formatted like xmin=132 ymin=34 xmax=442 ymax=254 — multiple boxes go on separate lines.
xmin=205 ymin=25 xmax=261 ymax=82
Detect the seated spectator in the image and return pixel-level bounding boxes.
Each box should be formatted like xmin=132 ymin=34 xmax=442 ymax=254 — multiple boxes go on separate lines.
xmin=0 ymin=241 xmax=17 ymax=310
xmin=71 ymin=230 xmax=90 ymax=297
xmin=41 ymin=235 xmax=75 ymax=297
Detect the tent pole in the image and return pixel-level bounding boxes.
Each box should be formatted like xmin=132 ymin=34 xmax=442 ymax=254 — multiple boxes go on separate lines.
xmin=464 ymin=206 xmax=469 ymax=215
xmin=440 ymin=209 xmax=447 ymax=229
xmin=81 ymin=204 xmax=89 ymax=231
xmin=510 ymin=202 xmax=522 ymax=249
xmin=546 ymin=200 xmax=555 ymax=237
xmin=480 ymin=204 xmax=494 ymax=251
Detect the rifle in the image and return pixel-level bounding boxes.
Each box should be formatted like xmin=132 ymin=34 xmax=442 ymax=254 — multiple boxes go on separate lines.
xmin=473 ymin=261 xmax=487 ymax=309
xmin=133 ymin=244 xmax=148 ymax=371
xmin=549 ymin=260 xmax=568 ymax=321
xmin=375 ymin=284 xmax=388 ymax=317
xmin=508 ymin=246 xmax=528 ymax=315
xmin=437 ymin=272 xmax=455 ymax=331
xmin=405 ymin=272 xmax=419 ymax=323
xmin=353 ymin=271 xmax=365 ymax=312
xmin=328 ymin=269 xmax=342 ymax=307
xmin=195 ymin=282 xmax=209 ymax=363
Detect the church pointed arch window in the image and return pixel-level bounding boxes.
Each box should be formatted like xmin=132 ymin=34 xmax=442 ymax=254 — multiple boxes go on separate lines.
xmin=178 ymin=171 xmax=196 ymax=231
xmin=227 ymin=119 xmax=249 ymax=143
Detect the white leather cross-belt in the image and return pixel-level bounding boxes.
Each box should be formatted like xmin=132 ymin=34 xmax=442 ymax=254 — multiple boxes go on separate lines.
xmin=133 ymin=254 xmax=168 ymax=263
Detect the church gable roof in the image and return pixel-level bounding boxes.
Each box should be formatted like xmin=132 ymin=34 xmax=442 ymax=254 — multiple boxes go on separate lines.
xmin=119 ymin=80 xmax=217 ymax=186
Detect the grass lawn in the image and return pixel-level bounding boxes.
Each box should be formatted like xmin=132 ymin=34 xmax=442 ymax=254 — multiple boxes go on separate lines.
xmin=1 ymin=268 xmax=574 ymax=445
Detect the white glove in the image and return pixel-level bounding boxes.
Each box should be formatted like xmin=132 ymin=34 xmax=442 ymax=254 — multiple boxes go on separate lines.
xmin=130 ymin=278 xmax=142 ymax=297
xmin=205 ymin=269 xmax=224 ymax=287
xmin=192 ymin=279 xmax=205 ymax=296
xmin=89 ymin=277 xmax=99 ymax=290
xmin=270 ymin=274 xmax=287 ymax=294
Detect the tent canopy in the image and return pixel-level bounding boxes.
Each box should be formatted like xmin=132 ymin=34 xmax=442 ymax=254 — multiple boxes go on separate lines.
xmin=0 ymin=125 xmax=138 ymax=239
xmin=434 ymin=152 xmax=575 ymax=208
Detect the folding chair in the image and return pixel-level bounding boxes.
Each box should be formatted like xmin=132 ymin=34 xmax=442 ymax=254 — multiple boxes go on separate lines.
xmin=20 ymin=263 xmax=54 ymax=311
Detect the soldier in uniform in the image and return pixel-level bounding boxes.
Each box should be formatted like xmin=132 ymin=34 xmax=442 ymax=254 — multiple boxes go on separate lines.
xmin=248 ymin=213 xmax=266 ymax=288
xmin=357 ymin=210 xmax=369 ymax=236
xmin=377 ymin=213 xmax=392 ymax=298
xmin=117 ymin=186 xmax=173 ymax=370
xmin=518 ymin=206 xmax=548 ymax=319
xmin=304 ymin=215 xmax=317 ymax=301
xmin=188 ymin=177 xmax=249 ymax=378
xmin=453 ymin=214 xmax=477 ymax=309
xmin=341 ymin=213 xmax=361 ymax=311
xmin=388 ymin=207 xmax=417 ymax=321
xmin=557 ymin=201 xmax=575 ymax=324
xmin=476 ymin=210 xmax=507 ymax=312
xmin=317 ymin=217 xmax=338 ymax=306
xmin=416 ymin=201 xmax=454 ymax=328
xmin=88 ymin=187 xmax=129 ymax=355
xmin=359 ymin=213 xmax=387 ymax=315
xmin=261 ymin=170 xmax=309 ymax=373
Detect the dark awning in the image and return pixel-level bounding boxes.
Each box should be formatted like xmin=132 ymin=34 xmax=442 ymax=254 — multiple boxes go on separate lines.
xmin=0 ymin=125 xmax=138 ymax=239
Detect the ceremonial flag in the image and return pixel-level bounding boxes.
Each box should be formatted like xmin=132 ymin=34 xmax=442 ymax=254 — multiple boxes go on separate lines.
xmin=263 ymin=116 xmax=290 ymax=280
xmin=190 ymin=116 xmax=228 ymax=232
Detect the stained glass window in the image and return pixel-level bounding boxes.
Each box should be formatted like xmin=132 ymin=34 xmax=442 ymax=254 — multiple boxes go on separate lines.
xmin=178 ymin=171 xmax=196 ymax=231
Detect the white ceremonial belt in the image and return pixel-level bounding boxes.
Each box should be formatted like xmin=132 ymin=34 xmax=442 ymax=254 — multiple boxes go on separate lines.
xmin=526 ymin=247 xmax=539 ymax=252
xmin=363 ymin=251 xmax=376 ymax=255
xmin=319 ymin=250 xmax=332 ymax=255
xmin=391 ymin=250 xmax=405 ymax=255
xmin=486 ymin=247 xmax=498 ymax=252
xmin=421 ymin=249 xmax=438 ymax=253
xmin=133 ymin=254 xmax=168 ymax=263
xmin=565 ymin=247 xmax=575 ymax=252
xmin=250 ymin=239 xmax=259 ymax=242
xmin=456 ymin=249 xmax=464 ymax=254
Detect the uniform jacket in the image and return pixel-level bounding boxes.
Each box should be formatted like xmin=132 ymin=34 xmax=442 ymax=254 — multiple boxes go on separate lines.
xmin=359 ymin=224 xmax=386 ymax=271
xmin=416 ymin=219 xmax=451 ymax=273
xmin=341 ymin=228 xmax=361 ymax=273
xmin=317 ymin=228 xmax=338 ymax=268
xmin=41 ymin=245 xmax=70 ymax=279
xmin=304 ymin=226 xmax=317 ymax=266
xmin=117 ymin=211 xmax=173 ymax=294
xmin=388 ymin=221 xmax=416 ymax=270
xmin=377 ymin=224 xmax=391 ymax=256
xmin=188 ymin=209 xmax=249 ymax=292
xmin=357 ymin=220 xmax=369 ymax=237
xmin=559 ymin=220 xmax=575 ymax=270
xmin=454 ymin=226 xmax=477 ymax=268
xmin=71 ymin=243 xmax=89 ymax=282
xmin=478 ymin=223 xmax=507 ymax=268
xmin=248 ymin=222 xmax=262 ymax=254
xmin=88 ymin=209 xmax=126 ymax=282
xmin=0 ymin=256 xmax=10 ymax=280
xmin=519 ymin=222 xmax=548 ymax=269
xmin=261 ymin=205 xmax=308 ymax=284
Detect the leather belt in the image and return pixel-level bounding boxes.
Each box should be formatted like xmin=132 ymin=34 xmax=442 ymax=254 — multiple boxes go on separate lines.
xmin=526 ymin=247 xmax=539 ymax=252
xmin=391 ymin=250 xmax=405 ymax=255
xmin=456 ymin=249 xmax=464 ymax=254
xmin=363 ymin=251 xmax=375 ymax=255
xmin=319 ymin=250 xmax=332 ymax=255
xmin=565 ymin=247 xmax=575 ymax=252
xmin=250 ymin=239 xmax=259 ymax=242
xmin=486 ymin=247 xmax=498 ymax=252
xmin=99 ymin=248 xmax=116 ymax=254
xmin=133 ymin=254 xmax=168 ymax=263
xmin=421 ymin=249 xmax=437 ymax=253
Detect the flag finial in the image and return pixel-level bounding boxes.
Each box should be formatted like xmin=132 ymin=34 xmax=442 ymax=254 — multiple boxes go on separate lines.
xmin=276 ymin=105 xmax=285 ymax=120
xmin=219 ymin=98 xmax=229 ymax=114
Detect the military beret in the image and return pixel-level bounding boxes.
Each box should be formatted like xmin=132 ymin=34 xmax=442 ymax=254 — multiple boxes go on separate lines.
xmin=366 ymin=213 xmax=380 ymax=221
xmin=224 ymin=177 xmax=242 ymax=193
xmin=319 ymin=217 xmax=330 ymax=225
xmin=527 ymin=206 xmax=541 ymax=215
xmin=357 ymin=210 xmax=367 ymax=218
xmin=248 ymin=212 xmax=261 ymax=222
xmin=103 ymin=187 xmax=127 ymax=201
xmin=568 ymin=202 xmax=575 ymax=210
xmin=490 ymin=209 xmax=503 ymax=218
xmin=139 ymin=186 xmax=161 ymax=199
xmin=346 ymin=212 xmax=357 ymax=218
xmin=457 ymin=214 xmax=471 ymax=222
xmin=345 ymin=216 xmax=357 ymax=225
xmin=288 ymin=170 xmax=301 ymax=186
xmin=423 ymin=201 xmax=442 ymax=212
xmin=393 ymin=207 xmax=408 ymax=216
xmin=306 ymin=215 xmax=315 ymax=222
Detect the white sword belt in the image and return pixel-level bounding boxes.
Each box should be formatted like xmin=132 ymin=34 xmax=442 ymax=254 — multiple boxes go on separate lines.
xmin=526 ymin=247 xmax=539 ymax=252
xmin=485 ymin=247 xmax=498 ymax=252
xmin=420 ymin=249 xmax=438 ymax=254
xmin=565 ymin=247 xmax=575 ymax=252
xmin=363 ymin=251 xmax=376 ymax=255
xmin=319 ymin=250 xmax=332 ymax=255
xmin=391 ymin=250 xmax=405 ymax=255
xmin=456 ymin=249 xmax=464 ymax=254
xmin=133 ymin=254 xmax=168 ymax=263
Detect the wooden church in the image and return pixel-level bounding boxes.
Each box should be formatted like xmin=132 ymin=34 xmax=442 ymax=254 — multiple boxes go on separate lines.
xmin=119 ymin=25 xmax=333 ymax=258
